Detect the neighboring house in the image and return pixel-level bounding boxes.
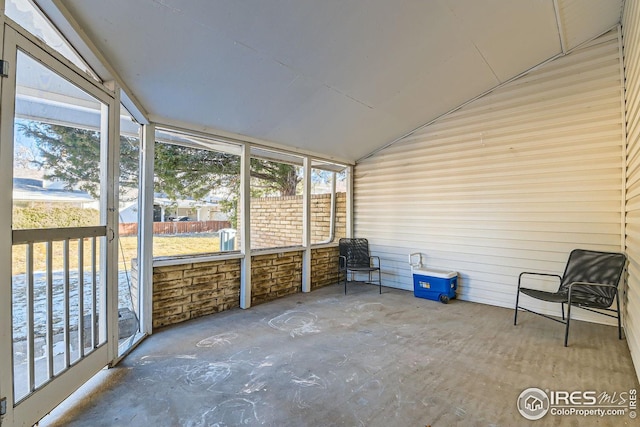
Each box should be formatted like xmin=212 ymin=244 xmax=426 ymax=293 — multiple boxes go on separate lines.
xmin=150 ymin=193 xmax=227 ymax=222
xmin=121 ymin=200 xmax=226 ymax=224
xmin=12 ymin=177 xmax=97 ymax=209
xmin=12 ymin=178 xmax=227 ymax=223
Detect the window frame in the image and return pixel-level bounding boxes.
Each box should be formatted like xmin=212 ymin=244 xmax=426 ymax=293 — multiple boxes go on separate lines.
xmin=151 ymin=126 xmax=243 ymax=259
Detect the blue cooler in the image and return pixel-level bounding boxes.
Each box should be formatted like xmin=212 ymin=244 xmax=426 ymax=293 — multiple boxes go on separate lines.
xmin=412 ymin=267 xmax=458 ymax=304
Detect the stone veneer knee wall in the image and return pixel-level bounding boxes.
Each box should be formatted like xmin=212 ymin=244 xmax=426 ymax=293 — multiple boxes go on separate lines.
xmin=251 ymin=251 xmax=303 ymax=306
xmin=152 ymin=246 xmax=342 ymax=330
xmin=152 ymin=259 xmax=241 ymax=329
xmin=311 ymin=247 xmax=341 ymax=290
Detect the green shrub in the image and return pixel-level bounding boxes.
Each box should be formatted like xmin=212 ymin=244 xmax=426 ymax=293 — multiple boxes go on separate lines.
xmin=13 ymin=205 xmax=100 ymax=229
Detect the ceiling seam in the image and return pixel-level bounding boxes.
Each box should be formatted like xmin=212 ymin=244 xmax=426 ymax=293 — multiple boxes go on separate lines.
xmin=473 ymin=43 xmax=500 ymax=84
xmin=231 ymin=41 xmax=374 ymax=110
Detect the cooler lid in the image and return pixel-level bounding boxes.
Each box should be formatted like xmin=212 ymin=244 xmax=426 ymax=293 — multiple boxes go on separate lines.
xmin=412 ymin=268 xmax=457 ymax=279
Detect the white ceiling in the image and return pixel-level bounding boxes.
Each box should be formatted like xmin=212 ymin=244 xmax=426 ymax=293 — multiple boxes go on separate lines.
xmin=45 ymin=0 xmax=622 ymax=163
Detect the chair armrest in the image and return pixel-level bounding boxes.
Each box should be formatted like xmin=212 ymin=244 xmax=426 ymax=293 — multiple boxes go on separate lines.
xmin=370 ymin=256 xmax=380 ymax=268
xmin=517 ymin=272 xmax=562 ymax=292
xmin=339 ymin=255 xmax=346 ymax=270
xmin=567 ymin=282 xmax=618 ymax=300
xmin=568 ymin=281 xmax=618 ymax=291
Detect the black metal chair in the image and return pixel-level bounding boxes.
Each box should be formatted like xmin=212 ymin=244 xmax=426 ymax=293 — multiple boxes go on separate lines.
xmin=514 ymin=249 xmax=626 ymax=346
xmin=338 ymin=238 xmax=381 ymax=294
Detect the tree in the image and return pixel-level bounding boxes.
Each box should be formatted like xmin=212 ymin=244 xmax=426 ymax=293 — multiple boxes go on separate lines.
xmin=249 ymin=158 xmax=301 ymax=196
xmin=19 ymin=122 xmax=302 ymax=204
xmin=19 ymin=122 xmax=139 ymax=198
xmin=153 ymin=145 xmax=301 ymax=227
xmin=153 ymin=142 xmax=239 ymax=201
xmin=151 ymin=142 xmax=302 ymax=199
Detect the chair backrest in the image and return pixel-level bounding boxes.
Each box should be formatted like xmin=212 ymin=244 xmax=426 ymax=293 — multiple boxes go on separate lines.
xmin=559 ymin=249 xmax=626 ymax=307
xmin=339 ymin=238 xmax=371 ymax=268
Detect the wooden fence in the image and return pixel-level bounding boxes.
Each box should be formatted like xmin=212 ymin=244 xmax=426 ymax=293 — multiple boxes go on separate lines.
xmin=119 ymin=220 xmax=231 ymax=236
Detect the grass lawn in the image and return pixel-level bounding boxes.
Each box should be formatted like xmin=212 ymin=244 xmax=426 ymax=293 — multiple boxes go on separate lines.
xmin=152 ymin=236 xmax=221 ymax=258
xmin=12 ymin=235 xmax=222 ymax=275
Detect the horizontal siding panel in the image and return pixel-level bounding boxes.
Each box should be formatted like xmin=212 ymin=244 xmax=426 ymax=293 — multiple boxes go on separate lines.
xmin=357 ymin=212 xmax=621 ymax=224
xmin=380 ymin=118 xmax=623 ymax=159
xmin=356 ymin=220 xmax=620 ymax=235
xmin=355 ymin=29 xmax=624 ymax=328
xmin=356 ymin=195 xmax=623 ymax=206
xmin=624 ymin=0 xmax=640 ymax=383
xmin=359 ymin=230 xmax=620 ymax=247
xmin=356 ymin=202 xmax=620 ymax=215
xmin=626 ymin=170 xmax=640 ymax=198
xmin=367 ymin=238 xmax=619 ymax=261
xmin=625 ymin=195 xmax=640 ymax=211
xmin=437 ymin=90 xmax=622 ymax=132
xmin=627 ymin=152 xmax=640 ymax=178
xmin=627 ymin=120 xmax=640 ymax=159
xmin=356 ymin=171 xmax=623 ymax=193
xmin=358 ymin=176 xmax=623 ymax=195
xmin=358 ymin=142 xmax=623 ymax=177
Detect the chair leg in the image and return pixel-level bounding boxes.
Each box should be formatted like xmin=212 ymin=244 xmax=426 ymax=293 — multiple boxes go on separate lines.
xmin=344 ymin=270 xmax=347 ymax=295
xmin=616 ymin=291 xmax=622 ymax=340
xmin=561 ymin=303 xmax=565 ymax=321
xmin=378 ymin=270 xmax=382 ymax=294
xmin=514 ymin=289 xmax=521 ymax=326
xmin=564 ymin=303 xmax=572 ymax=347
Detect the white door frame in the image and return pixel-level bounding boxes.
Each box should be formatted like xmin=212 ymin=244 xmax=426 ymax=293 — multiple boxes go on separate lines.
xmin=0 ymin=23 xmax=119 ymax=427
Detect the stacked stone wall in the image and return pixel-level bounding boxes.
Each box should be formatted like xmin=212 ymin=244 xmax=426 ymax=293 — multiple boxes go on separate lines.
xmin=311 ymin=247 xmax=341 ymax=290
xmin=251 ymin=251 xmax=303 ymax=306
xmin=152 ymin=259 xmax=240 ymax=329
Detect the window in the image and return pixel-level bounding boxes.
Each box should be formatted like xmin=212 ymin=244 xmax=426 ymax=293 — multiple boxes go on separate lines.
xmin=153 ymin=128 xmax=241 ymax=258
xmin=310 ymin=161 xmax=348 ymax=244
xmin=12 ymin=52 xmax=104 ymax=227
xmin=250 ymin=148 xmax=304 ymax=250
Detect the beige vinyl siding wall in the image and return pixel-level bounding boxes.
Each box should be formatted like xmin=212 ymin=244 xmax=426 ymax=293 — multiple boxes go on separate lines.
xmin=623 ymin=0 xmax=640 ymax=384
xmin=355 ymin=29 xmax=625 ymax=325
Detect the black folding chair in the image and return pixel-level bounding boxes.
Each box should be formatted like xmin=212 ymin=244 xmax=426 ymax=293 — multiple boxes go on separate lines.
xmin=338 ymin=238 xmax=381 ymax=294
xmin=514 ymin=249 xmax=626 ymax=346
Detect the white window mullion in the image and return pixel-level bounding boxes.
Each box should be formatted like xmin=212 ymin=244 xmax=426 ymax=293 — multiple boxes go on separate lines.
xmin=302 ymin=157 xmax=311 ymax=292
xmin=240 ymin=144 xmax=251 ymax=309
xmin=139 ymin=123 xmax=155 ymax=335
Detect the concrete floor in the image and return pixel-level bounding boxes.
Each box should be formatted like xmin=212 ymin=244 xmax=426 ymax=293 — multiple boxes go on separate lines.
xmin=40 ymin=284 xmax=639 ymax=426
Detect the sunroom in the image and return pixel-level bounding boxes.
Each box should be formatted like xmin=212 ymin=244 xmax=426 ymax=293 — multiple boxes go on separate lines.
xmin=1 ymin=0 xmax=640 ymax=426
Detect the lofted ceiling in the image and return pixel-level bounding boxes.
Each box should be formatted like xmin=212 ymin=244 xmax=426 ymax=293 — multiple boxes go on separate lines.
xmin=40 ymin=0 xmax=624 ymax=163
